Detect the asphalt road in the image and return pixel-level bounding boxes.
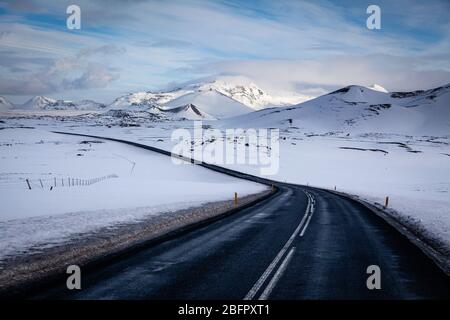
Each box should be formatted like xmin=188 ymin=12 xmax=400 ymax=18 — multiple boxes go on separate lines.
xmin=29 ymin=133 xmax=450 ymax=299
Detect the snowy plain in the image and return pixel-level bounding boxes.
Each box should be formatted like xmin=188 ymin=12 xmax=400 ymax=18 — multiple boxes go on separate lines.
xmin=0 ymin=126 xmax=267 ymax=261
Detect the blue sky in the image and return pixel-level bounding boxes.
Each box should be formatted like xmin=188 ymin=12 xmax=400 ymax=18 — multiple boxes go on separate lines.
xmin=0 ymin=0 xmax=449 ymax=103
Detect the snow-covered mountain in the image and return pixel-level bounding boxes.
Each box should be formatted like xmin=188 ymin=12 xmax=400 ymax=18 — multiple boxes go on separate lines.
xmin=20 ymin=96 xmax=106 ymax=111
xmin=9 ymin=80 xmax=448 ymax=132
xmin=163 ymin=90 xmax=253 ymax=119
xmin=108 ymin=76 xmax=311 ymax=119
xmin=104 ymin=102 xmax=215 ymax=124
xmin=21 ymin=96 xmax=55 ymax=110
xmin=109 ymin=90 xmax=191 ymax=109
xmin=0 ymin=96 xmax=15 ymax=111
xmin=156 ymin=103 xmax=215 ymax=120
xmin=8 ymin=76 xmax=309 ymax=119
xmin=102 ymin=102 xmax=214 ymax=125
xmin=11 ymin=93 xmax=213 ymax=120
xmin=222 ymin=83 xmax=450 ymax=135
xmin=72 ymin=100 xmax=107 ymax=111
xmin=175 ymin=76 xmax=310 ymax=109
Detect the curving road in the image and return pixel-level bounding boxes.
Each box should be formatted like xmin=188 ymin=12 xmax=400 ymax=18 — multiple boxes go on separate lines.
xmin=28 ymin=133 xmax=450 ymax=299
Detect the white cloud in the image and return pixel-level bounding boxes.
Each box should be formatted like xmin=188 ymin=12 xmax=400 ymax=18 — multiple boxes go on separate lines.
xmin=205 ymin=54 xmax=450 ymax=93
xmin=0 ymin=43 xmax=124 ymax=95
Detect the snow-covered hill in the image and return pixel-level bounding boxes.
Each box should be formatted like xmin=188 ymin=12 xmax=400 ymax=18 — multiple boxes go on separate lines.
xmin=0 ymin=96 xmax=15 ymax=111
xmin=109 ymin=89 xmax=250 ymax=119
xmin=109 ymin=90 xmax=191 ymax=110
xmin=156 ymin=103 xmax=215 ymax=120
xmin=177 ymin=75 xmax=310 ymax=109
xmin=103 ymin=102 xmax=214 ymax=124
xmin=163 ymin=90 xmax=253 ymax=119
xmin=222 ymin=83 xmax=450 ymax=135
xmin=72 ymin=100 xmax=107 ymax=111
xmin=20 ymin=96 xmax=106 ymax=111
xmin=21 ymin=96 xmax=55 ymax=110
xmin=108 ymin=76 xmax=310 ymax=119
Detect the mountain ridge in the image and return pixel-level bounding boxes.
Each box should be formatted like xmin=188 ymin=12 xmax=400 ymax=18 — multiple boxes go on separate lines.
xmin=20 ymin=96 xmax=107 ymax=111
xmin=221 ymin=83 xmax=450 ymax=135
xmin=3 ymin=80 xmax=449 ymax=129
xmin=0 ymin=96 xmax=15 ymax=111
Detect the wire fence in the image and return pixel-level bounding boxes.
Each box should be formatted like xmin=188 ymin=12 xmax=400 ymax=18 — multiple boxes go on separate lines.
xmin=22 ymin=174 xmax=119 ymax=190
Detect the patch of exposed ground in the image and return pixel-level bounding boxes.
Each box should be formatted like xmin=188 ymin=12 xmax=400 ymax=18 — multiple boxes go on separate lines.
xmin=339 ymin=146 xmax=388 ymax=154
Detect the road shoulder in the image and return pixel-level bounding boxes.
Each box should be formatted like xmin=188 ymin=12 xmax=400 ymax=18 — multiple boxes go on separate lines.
xmin=323 ymin=189 xmax=450 ymax=277
xmin=0 ymin=188 xmax=274 ymax=298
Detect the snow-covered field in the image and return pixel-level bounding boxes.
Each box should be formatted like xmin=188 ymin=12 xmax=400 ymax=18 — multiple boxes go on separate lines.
xmin=0 ymin=126 xmax=266 ymax=261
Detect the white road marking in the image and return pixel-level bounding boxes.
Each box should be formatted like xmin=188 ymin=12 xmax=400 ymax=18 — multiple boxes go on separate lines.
xmin=300 ymin=214 xmax=313 ymax=237
xmin=258 ymin=247 xmax=296 ymax=300
xmin=243 ymin=190 xmax=311 ymax=300
xmin=300 ymin=192 xmax=315 ymax=237
xmin=300 ymin=192 xmax=316 ymax=237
